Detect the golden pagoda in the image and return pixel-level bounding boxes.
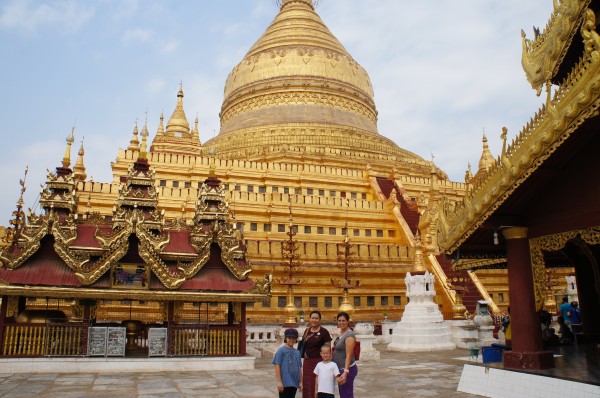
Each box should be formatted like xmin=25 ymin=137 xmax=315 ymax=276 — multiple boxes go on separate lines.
xmin=1 ymin=0 xmax=547 ymax=339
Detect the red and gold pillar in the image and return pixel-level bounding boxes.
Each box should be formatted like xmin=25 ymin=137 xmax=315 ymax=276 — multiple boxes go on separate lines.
xmin=502 ymin=227 xmax=554 ymax=370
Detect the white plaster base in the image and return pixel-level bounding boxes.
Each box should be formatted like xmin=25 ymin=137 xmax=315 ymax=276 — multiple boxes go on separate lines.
xmin=447 ymin=320 xmax=480 ymax=349
xmin=478 ymin=326 xmax=497 ymax=347
xmin=376 ymin=321 xmax=394 ymax=344
xmin=0 ymin=356 xmax=255 ymax=374
xmin=355 ymin=334 xmax=380 ymax=361
xmin=458 ymin=364 xmax=600 ymax=398
xmin=387 ymin=304 xmax=455 ymax=352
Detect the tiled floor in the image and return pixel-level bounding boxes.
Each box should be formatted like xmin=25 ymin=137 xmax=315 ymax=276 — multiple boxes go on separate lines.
xmin=0 ymin=345 xmax=479 ymax=398
xmin=0 ymin=344 xmax=596 ymax=397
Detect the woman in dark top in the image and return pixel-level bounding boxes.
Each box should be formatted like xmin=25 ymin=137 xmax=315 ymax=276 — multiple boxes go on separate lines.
xmin=301 ymin=310 xmax=332 ymax=398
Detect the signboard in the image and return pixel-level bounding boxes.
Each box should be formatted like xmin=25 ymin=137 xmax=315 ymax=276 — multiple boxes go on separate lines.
xmin=88 ymin=327 xmax=107 ymax=356
xmin=148 ymin=328 xmax=168 ymax=357
xmin=106 ymin=327 xmax=126 ymax=357
xmin=111 ymin=263 xmax=149 ymax=289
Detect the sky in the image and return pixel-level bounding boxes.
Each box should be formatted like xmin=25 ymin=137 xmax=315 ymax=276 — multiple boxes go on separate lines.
xmin=0 ymin=0 xmax=555 ymax=221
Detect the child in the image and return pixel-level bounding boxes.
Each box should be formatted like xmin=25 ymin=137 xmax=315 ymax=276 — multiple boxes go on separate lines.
xmin=313 ymin=345 xmax=341 ymax=398
xmin=273 ymin=328 xmax=303 ymax=398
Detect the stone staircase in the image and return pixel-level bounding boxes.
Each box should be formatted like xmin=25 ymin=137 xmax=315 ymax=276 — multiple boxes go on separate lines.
xmin=374 ymin=177 xmax=420 ymax=234
xmin=436 ymin=254 xmax=482 ymax=315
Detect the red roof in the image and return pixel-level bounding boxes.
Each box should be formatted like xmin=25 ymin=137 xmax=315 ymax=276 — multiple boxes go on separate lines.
xmin=0 ymin=238 xmax=82 ymax=287
xmin=162 ymin=230 xmax=196 ymax=254
xmin=179 ymin=266 xmax=254 ymax=291
xmin=69 ymin=224 xmax=109 ymax=248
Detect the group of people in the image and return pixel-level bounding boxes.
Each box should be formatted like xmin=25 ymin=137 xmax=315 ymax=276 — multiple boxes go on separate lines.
xmin=557 ymin=296 xmax=582 ymax=343
xmin=273 ymin=311 xmax=358 ymax=398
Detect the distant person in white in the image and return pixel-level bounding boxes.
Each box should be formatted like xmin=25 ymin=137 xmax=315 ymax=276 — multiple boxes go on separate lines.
xmin=313 ymin=345 xmax=341 ymax=398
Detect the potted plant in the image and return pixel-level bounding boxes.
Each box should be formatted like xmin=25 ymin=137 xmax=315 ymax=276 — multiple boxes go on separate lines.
xmin=383 ymin=312 xmax=388 ymax=320
xmin=298 ymin=310 xmax=305 ymax=323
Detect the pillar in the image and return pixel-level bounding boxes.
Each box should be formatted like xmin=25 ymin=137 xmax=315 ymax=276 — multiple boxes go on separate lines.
xmin=0 ymin=296 xmax=8 ymax=355
xmin=240 ymin=303 xmax=247 ymax=356
xmin=81 ymin=300 xmax=93 ymax=356
xmin=502 ymin=227 xmax=554 ymax=370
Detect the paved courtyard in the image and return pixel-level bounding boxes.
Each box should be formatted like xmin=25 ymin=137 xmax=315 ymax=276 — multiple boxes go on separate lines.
xmin=0 ymin=345 xmax=479 ymax=397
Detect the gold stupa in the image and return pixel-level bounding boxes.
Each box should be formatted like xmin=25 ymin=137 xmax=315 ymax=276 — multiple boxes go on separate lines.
xmin=206 ymin=0 xmax=429 ymax=174
xmin=1 ymin=0 xmax=546 ymax=325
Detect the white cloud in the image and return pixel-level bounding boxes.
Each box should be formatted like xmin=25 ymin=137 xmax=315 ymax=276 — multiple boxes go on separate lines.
xmin=122 ymin=28 xmax=179 ymax=54
xmin=145 ymin=78 xmax=166 ymax=95
xmin=0 ymin=0 xmax=558 ymax=219
xmin=122 ymin=27 xmax=153 ymax=43
xmin=0 ymin=0 xmax=94 ymax=34
xmin=160 ymin=39 xmax=179 ymax=54
xmin=109 ymin=0 xmax=139 ymax=21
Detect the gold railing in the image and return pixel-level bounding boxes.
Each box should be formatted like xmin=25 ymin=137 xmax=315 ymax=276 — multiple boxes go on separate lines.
xmin=169 ymin=325 xmax=240 ymax=356
xmin=2 ymin=323 xmax=86 ymax=357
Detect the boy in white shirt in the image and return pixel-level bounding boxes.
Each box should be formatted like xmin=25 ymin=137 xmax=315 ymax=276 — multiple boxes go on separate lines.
xmin=313 ymin=345 xmax=341 ymax=398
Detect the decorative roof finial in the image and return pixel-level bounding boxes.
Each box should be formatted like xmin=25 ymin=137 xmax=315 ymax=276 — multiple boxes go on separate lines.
xmin=73 ymin=138 xmax=87 ymax=181
xmin=140 ymin=121 xmax=149 ymax=160
xmin=166 ymin=84 xmax=190 ymax=135
xmin=193 ymin=114 xmax=201 ymax=144
xmin=277 ymin=0 xmax=316 ymax=10
xmin=208 ymin=147 xmax=217 ymax=177
xmin=500 ymin=126 xmax=508 ymax=159
xmin=9 ymin=166 xmax=28 ymax=246
xmin=157 ymin=112 xmax=165 ymax=135
xmin=478 ymin=131 xmax=495 ymax=172
xmin=62 ymin=127 xmax=75 ymax=169
xmin=128 ymin=122 xmax=140 ymax=150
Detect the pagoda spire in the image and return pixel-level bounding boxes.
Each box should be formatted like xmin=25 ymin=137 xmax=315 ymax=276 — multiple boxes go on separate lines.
xmin=156 ymin=113 xmax=165 ymax=136
xmin=61 ymin=128 xmax=75 ymax=169
xmin=140 ymin=121 xmax=149 ymax=160
xmin=128 ymin=122 xmax=140 ymax=150
xmin=166 ymin=84 xmax=190 ymax=135
xmin=477 ymin=132 xmax=495 ymax=173
xmin=279 ymin=0 xmax=315 ymax=10
xmin=73 ymin=140 xmax=87 ymax=181
xmin=192 ymin=115 xmax=201 ymax=145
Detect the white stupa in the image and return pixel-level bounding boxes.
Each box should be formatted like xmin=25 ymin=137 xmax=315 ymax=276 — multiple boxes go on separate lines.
xmin=387 ymin=272 xmax=456 ymax=352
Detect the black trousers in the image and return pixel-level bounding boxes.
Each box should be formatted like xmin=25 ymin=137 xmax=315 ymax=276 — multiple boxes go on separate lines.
xmin=318 ymin=393 xmax=335 ymax=398
xmin=279 ymin=386 xmax=297 ymax=398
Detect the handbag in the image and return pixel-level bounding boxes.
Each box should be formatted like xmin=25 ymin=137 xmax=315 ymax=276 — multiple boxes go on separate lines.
xmin=297 ymin=328 xmax=309 ymax=357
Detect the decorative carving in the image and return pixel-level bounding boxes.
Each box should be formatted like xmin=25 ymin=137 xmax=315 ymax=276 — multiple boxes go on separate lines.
xmin=521 ymin=0 xmax=592 ymax=94
xmin=530 ymin=226 xmax=600 ymax=310
xmin=439 ymin=30 xmax=600 ymax=253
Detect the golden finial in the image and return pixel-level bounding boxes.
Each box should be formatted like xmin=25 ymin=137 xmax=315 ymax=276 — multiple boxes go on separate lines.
xmin=193 ymin=114 xmax=201 ymax=144
xmin=157 ymin=112 xmax=165 ymax=135
xmin=277 ymin=0 xmax=316 ymax=10
xmin=464 ymin=162 xmax=473 ymax=184
xmin=500 ymin=127 xmax=508 ymax=158
xmin=166 ymin=84 xmax=190 ymax=135
xmin=62 ymin=127 xmax=75 ymax=168
xmin=9 ymin=166 xmax=28 ymax=245
xmin=139 ymin=121 xmax=149 ymax=160
xmin=478 ymin=131 xmax=495 ymax=172
xmin=128 ymin=122 xmax=140 ymax=150
xmin=208 ymin=147 xmax=217 ymax=177
xmin=73 ymin=138 xmax=87 ymax=181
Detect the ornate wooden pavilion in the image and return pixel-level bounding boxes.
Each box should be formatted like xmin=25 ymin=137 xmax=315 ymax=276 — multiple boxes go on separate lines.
xmin=439 ymin=0 xmax=600 ymax=370
xmin=0 ymin=143 xmax=271 ymax=358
